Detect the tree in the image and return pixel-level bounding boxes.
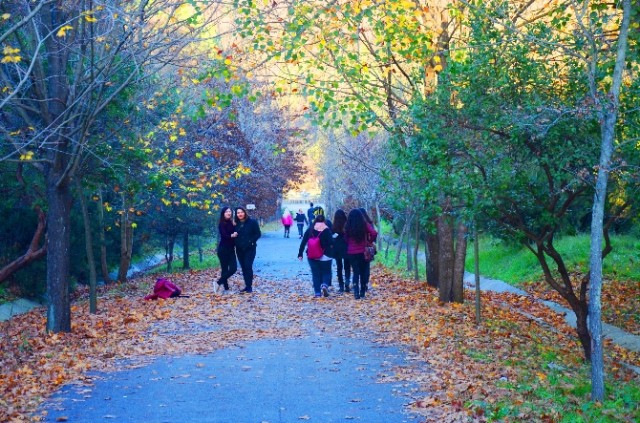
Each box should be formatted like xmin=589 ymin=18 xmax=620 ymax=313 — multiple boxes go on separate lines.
xmin=1 ymin=0 xmax=226 ymax=332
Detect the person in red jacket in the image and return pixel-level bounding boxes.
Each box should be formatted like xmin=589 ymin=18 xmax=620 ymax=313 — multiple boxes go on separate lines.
xmin=281 ymin=211 xmax=293 ymax=238
xmin=345 ymin=208 xmax=377 ymax=299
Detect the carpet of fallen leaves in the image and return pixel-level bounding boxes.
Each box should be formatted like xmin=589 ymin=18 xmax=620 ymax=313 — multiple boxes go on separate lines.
xmin=523 ymin=275 xmax=640 ymax=335
xmin=1 ymin=266 xmax=639 ymax=422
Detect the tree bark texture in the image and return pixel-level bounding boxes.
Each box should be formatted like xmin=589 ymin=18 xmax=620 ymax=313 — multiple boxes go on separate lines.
xmin=425 ymin=232 xmax=439 ymax=288
xmin=452 ymin=221 xmax=468 ymax=303
xmin=98 ymin=189 xmax=113 ymax=285
xmin=45 ymin=175 xmax=73 ymax=333
xmin=588 ymin=0 xmax=631 ymax=401
xmin=117 ymin=198 xmax=133 ymax=282
xmin=76 ymin=181 xmax=97 ymax=314
xmin=183 ymin=230 xmax=190 ymax=270
xmin=437 ymin=213 xmax=454 ymax=302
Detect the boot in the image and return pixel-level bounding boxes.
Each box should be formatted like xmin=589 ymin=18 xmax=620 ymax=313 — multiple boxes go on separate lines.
xmin=344 ymin=277 xmax=351 ymax=293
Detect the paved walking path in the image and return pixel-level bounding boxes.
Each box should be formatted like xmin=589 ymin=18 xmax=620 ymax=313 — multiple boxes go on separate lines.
xmin=37 ymin=231 xmax=426 ymax=422
xmin=5 ymin=229 xmax=637 ymax=421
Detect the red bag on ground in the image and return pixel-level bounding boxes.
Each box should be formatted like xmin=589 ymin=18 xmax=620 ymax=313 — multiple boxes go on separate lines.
xmin=144 ymin=278 xmax=182 ymax=300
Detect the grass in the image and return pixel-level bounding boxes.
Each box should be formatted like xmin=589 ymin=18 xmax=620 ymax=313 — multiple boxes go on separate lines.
xmin=464 ymin=234 xmax=640 ymax=286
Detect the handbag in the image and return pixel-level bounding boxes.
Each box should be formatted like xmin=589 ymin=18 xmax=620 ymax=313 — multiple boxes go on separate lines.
xmin=363 ymin=232 xmax=377 ymax=262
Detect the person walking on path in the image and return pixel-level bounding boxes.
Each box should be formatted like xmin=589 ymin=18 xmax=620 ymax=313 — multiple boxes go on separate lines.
xmin=307 ymin=202 xmax=316 ymax=229
xmin=332 ymin=209 xmax=351 ymax=293
xmin=215 ymin=207 xmax=238 ymax=293
xmin=345 ymin=208 xmax=377 ymax=299
xmin=281 ymin=211 xmax=293 ymax=238
xmin=235 ymin=206 xmax=261 ymax=293
xmin=298 ymin=214 xmax=333 ymax=297
xmin=294 ymin=208 xmax=308 ymax=238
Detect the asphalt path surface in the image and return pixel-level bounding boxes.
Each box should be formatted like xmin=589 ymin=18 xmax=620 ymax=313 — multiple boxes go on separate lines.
xmin=39 ymin=230 xmax=426 ymax=423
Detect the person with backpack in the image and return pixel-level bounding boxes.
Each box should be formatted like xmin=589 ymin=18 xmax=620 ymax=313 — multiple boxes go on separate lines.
xmin=345 ymin=208 xmax=377 ymax=299
xmin=215 ymin=206 xmax=237 ymax=293
xmin=234 ymin=206 xmax=261 ymax=293
xmin=297 ymin=214 xmax=333 ymax=297
xmin=294 ymin=208 xmax=308 ymax=238
xmin=331 ymin=209 xmax=350 ymax=293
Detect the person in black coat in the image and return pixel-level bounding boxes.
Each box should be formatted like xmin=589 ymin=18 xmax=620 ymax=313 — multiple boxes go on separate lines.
xmin=294 ymin=208 xmax=308 ymax=239
xmin=332 ymin=209 xmax=350 ymax=293
xmin=216 ymin=207 xmax=237 ymax=292
xmin=234 ymin=206 xmax=261 ymax=293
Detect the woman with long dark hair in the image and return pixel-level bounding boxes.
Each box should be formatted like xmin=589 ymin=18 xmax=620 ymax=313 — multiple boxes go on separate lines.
xmin=332 ymin=209 xmax=351 ymax=293
xmin=215 ymin=207 xmax=237 ymax=293
xmin=345 ymin=208 xmax=377 ymax=299
xmin=234 ymin=206 xmax=261 ymax=293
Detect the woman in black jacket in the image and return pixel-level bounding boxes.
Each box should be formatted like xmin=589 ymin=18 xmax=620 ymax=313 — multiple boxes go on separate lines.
xmin=332 ymin=209 xmax=350 ymax=293
xmin=297 ymin=214 xmax=333 ymax=297
xmin=234 ymin=207 xmax=261 ymax=293
xmin=216 ymin=207 xmax=237 ymax=293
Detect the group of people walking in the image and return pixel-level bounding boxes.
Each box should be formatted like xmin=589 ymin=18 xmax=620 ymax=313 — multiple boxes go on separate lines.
xmin=215 ymin=203 xmax=376 ymax=300
xmin=216 ymin=206 xmax=261 ymax=293
xmin=297 ymin=206 xmax=377 ymax=299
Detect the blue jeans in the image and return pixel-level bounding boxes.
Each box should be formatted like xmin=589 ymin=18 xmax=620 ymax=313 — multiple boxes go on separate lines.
xmin=308 ymin=259 xmax=332 ymax=295
xmin=347 ymin=253 xmax=370 ymax=297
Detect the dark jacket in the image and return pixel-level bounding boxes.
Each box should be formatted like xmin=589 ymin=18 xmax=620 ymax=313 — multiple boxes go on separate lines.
xmin=218 ymin=220 xmax=236 ymax=249
xmin=235 ymin=218 xmax=261 ymax=250
xmin=331 ymin=231 xmax=347 ymax=258
xmin=298 ymin=226 xmax=333 ymax=259
xmin=295 ymin=212 xmax=308 ymax=225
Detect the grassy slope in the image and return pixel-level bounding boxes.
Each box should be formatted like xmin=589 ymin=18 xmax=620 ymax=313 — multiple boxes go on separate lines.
xmin=464 ymin=234 xmax=640 ymax=285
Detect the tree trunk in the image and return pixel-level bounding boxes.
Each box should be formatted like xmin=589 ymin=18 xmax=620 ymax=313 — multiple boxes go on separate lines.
xmin=375 ymin=203 xmax=382 ymax=252
xmin=198 ymin=236 xmax=203 ymax=263
xmin=0 ymin=208 xmax=47 ymax=283
xmin=474 ymin=225 xmax=481 ymax=325
xmin=452 ymin=220 xmax=468 ymax=303
xmin=166 ymin=235 xmax=175 ymax=272
xmin=97 ymin=189 xmax=113 ymax=284
xmin=394 ymin=220 xmax=407 ymax=266
xmin=116 ymin=196 xmax=133 ymax=282
xmin=76 ymin=181 xmax=97 ymax=314
xmin=437 ymin=213 xmax=454 ymax=302
xmin=45 ymin=174 xmax=73 ymax=333
xmin=425 ymin=232 xmax=439 ymax=288
xmin=413 ymin=217 xmax=420 ymax=281
xmin=183 ymin=230 xmax=190 ymax=270
xmin=588 ymin=0 xmax=631 ymax=401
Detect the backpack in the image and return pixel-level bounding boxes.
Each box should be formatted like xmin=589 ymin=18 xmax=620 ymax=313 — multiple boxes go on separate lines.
xmin=307 ymin=230 xmax=324 ymax=259
xmin=144 ymin=278 xmax=182 ymax=300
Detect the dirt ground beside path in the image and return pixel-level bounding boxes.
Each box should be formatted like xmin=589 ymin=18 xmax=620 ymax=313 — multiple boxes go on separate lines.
xmin=1 ymin=230 xmax=639 ymax=422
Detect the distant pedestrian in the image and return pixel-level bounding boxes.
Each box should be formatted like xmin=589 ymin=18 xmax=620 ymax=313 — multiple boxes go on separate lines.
xmin=298 ymin=214 xmax=333 ymax=297
xmin=235 ymin=206 xmax=261 ymax=293
xmin=294 ymin=208 xmax=308 ymax=238
xmin=332 ymin=209 xmax=351 ymax=293
xmin=345 ymin=208 xmax=377 ymax=299
xmin=281 ymin=211 xmax=293 ymax=238
xmin=215 ymin=207 xmax=238 ymax=293
xmin=313 ymin=205 xmax=332 ymax=230
xmin=307 ymin=202 xmax=316 ymax=229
